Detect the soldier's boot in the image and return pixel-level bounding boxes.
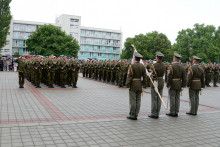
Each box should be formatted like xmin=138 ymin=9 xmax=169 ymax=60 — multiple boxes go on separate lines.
xmin=19 ymin=85 xmax=24 ymax=88
xmin=214 ymin=84 xmax=219 ymax=87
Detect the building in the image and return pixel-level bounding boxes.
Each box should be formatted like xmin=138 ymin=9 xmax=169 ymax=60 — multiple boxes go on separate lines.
xmin=1 ymin=14 xmax=122 ymax=60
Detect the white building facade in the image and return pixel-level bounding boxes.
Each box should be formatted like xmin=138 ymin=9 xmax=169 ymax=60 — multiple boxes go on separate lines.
xmin=1 ymin=14 xmax=122 ymax=60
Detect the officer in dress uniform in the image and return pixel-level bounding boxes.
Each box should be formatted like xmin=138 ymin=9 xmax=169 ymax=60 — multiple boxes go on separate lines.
xmin=148 ymin=52 xmax=166 ymax=119
xmin=186 ymin=56 xmax=205 ymax=115
xmin=126 ymin=52 xmax=147 ymax=120
xmin=166 ymin=53 xmax=186 ymax=117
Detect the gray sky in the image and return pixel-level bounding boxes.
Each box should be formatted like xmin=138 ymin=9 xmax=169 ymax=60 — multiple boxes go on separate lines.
xmin=10 ymin=0 xmax=220 ymax=44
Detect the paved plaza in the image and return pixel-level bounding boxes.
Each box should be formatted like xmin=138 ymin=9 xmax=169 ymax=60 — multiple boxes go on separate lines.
xmin=0 ymin=72 xmax=220 ymax=147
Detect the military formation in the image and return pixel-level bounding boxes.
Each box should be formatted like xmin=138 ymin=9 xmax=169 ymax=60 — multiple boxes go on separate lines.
xmin=15 ymin=55 xmax=80 ymax=88
xmin=81 ymin=59 xmax=131 ymax=87
xmin=15 ymin=52 xmax=219 ymax=120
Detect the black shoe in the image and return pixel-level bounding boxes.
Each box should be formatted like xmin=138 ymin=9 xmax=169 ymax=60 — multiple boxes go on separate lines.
xmin=186 ymin=112 xmax=197 ymax=115
xmin=126 ymin=116 xmax=137 ymax=120
xmin=36 ymin=86 xmax=41 ymax=88
xmin=214 ymin=85 xmax=219 ymax=87
xmin=206 ymin=84 xmax=211 ymax=87
xmin=72 ymin=85 xmax=77 ymax=88
xmin=148 ymin=114 xmax=159 ymax=119
xmin=166 ymin=113 xmax=178 ymax=117
xmin=19 ymin=85 xmax=24 ymax=88
xmin=61 ymin=86 xmax=66 ymax=88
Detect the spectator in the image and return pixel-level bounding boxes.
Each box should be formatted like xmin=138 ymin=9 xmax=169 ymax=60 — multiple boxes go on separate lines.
xmin=3 ymin=59 xmax=7 ymax=71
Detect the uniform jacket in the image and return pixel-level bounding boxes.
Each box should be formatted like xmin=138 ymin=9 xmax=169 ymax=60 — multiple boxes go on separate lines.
xmin=126 ymin=62 xmax=147 ymax=91
xmin=187 ymin=64 xmax=205 ymax=89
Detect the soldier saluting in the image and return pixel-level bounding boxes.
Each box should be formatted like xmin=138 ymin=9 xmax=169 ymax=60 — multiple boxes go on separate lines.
xmin=186 ymin=56 xmax=205 ymax=115
xmin=126 ymin=52 xmax=147 ymax=120
xmin=166 ymin=53 xmax=186 ymax=117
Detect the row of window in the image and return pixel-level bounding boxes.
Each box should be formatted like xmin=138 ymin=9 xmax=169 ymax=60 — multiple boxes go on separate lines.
xmin=14 ymin=24 xmax=37 ymax=32
xmin=13 ymin=32 xmax=31 ymax=39
xmin=80 ymin=37 xmax=120 ymax=46
xmin=80 ymin=30 xmax=120 ymax=39
xmin=80 ymin=45 xmax=119 ymax=52
xmin=79 ymin=52 xmax=119 ymax=59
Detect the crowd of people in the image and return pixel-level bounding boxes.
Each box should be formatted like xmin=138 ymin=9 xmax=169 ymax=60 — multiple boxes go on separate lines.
xmin=0 ymin=58 xmax=18 ymax=72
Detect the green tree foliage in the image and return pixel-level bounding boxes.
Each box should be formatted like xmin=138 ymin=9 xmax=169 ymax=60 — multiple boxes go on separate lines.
xmin=121 ymin=31 xmax=171 ymax=61
xmin=0 ymin=0 xmax=12 ymax=49
xmin=173 ymin=24 xmax=220 ymax=62
xmin=13 ymin=52 xmax=20 ymax=57
xmin=26 ymin=24 xmax=80 ymax=57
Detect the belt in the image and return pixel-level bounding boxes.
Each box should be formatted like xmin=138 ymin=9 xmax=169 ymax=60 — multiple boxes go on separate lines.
xmin=172 ymin=78 xmax=181 ymax=80
xmin=192 ymin=80 xmax=200 ymax=82
xmin=133 ymin=78 xmax=141 ymax=81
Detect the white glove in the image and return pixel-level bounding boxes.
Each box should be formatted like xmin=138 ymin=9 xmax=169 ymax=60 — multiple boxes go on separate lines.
xmin=147 ymin=72 xmax=151 ymax=77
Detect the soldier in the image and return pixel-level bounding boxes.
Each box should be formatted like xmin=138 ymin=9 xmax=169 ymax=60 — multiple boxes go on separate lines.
xmin=59 ymin=57 xmax=67 ymax=88
xmin=34 ymin=58 xmax=42 ymax=88
xmin=98 ymin=60 xmax=103 ymax=81
xmin=71 ymin=57 xmax=80 ymax=88
xmin=186 ymin=56 xmax=205 ymax=115
xmin=166 ymin=53 xmax=186 ymax=117
xmin=213 ymin=63 xmax=219 ymax=87
xmin=148 ymin=52 xmax=166 ymax=119
xmin=205 ymin=62 xmax=213 ymax=87
xmin=15 ymin=56 xmax=26 ymax=88
xmin=47 ymin=56 xmax=56 ymax=88
xmin=126 ymin=52 xmax=147 ymax=120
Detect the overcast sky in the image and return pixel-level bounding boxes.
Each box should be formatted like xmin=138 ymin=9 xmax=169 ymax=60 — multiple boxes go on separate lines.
xmin=10 ymin=0 xmax=220 ymax=44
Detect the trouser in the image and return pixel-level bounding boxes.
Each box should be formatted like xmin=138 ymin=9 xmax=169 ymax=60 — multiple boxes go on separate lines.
xmin=189 ymin=89 xmax=200 ymax=115
xmin=60 ymin=72 xmax=67 ymax=86
xmin=94 ymin=69 xmax=98 ymax=79
xmin=67 ymin=70 xmax=72 ymax=85
xmin=98 ymin=70 xmax=102 ymax=80
xmin=85 ymin=69 xmax=88 ymax=77
xmin=168 ymin=89 xmax=181 ymax=114
xmin=118 ymin=72 xmax=123 ymax=86
xmin=48 ymin=72 xmax=55 ymax=87
xmin=82 ymin=69 xmax=85 ymax=77
xmin=111 ymin=71 xmax=116 ymax=83
xmin=19 ymin=72 xmax=25 ymax=86
xmin=129 ymin=90 xmax=141 ymax=118
xmin=205 ymin=73 xmax=212 ymax=85
xmin=102 ymin=71 xmax=106 ymax=81
xmin=213 ymin=74 xmax=219 ymax=86
xmin=35 ymin=71 xmax=42 ymax=86
xmin=151 ymin=87 xmax=163 ymax=116
xmin=106 ymin=71 xmax=111 ymax=82
xmin=71 ymin=72 xmax=78 ymax=86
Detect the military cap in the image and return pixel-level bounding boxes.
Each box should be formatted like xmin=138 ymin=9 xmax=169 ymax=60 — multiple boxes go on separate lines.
xmin=193 ymin=56 xmax=201 ymax=60
xmin=134 ymin=52 xmax=143 ymax=58
xmin=156 ymin=52 xmax=164 ymax=57
xmin=174 ymin=53 xmax=182 ymax=58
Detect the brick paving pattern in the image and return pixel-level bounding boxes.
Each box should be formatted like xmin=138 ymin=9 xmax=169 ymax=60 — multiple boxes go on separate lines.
xmin=0 ymin=72 xmax=220 ymax=147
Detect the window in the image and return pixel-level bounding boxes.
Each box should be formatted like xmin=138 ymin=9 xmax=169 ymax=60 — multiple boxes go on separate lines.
xmin=106 ymin=32 xmax=111 ymax=38
xmin=90 ymin=31 xmax=95 ymax=36
xmin=106 ymin=40 xmax=111 ymax=45
xmin=80 ymin=52 xmax=84 ymax=56
xmin=6 ymin=40 xmax=10 ymax=45
xmin=106 ymin=47 xmax=109 ymax=52
xmin=14 ymin=24 xmax=20 ymax=31
xmin=97 ymin=46 xmax=101 ymax=51
xmin=13 ymin=32 xmax=20 ymax=38
xmin=89 ymin=45 xmax=93 ymax=51
xmin=24 ymin=33 xmax=31 ymax=39
xmin=70 ymin=19 xmax=79 ymax=22
xmin=113 ymin=33 xmax=119 ymax=39
xmin=80 ymin=37 xmax=86 ymax=43
xmin=80 ymin=45 xmax=84 ymax=50
xmin=70 ymin=25 xmax=78 ymax=29
xmin=98 ymin=53 xmax=101 ymax=57
xmin=4 ymin=49 xmax=10 ymax=52
xmin=24 ymin=25 xmax=31 ymax=31
xmin=81 ymin=30 xmax=86 ymax=35
xmin=113 ymin=40 xmax=118 ymax=46
xmin=89 ymin=52 xmax=93 ymax=57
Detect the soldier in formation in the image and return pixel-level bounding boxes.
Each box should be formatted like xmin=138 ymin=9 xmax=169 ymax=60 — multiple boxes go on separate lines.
xmin=16 ymin=55 xmax=80 ymax=88
xmin=82 ymin=59 xmax=130 ymax=87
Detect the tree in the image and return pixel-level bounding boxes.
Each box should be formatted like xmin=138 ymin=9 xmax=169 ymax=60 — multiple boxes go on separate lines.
xmin=0 ymin=0 xmax=12 ymax=49
xmin=13 ymin=52 xmax=20 ymax=57
xmin=26 ymin=24 xmax=80 ymax=57
xmin=121 ymin=31 xmax=172 ymax=61
xmin=173 ymin=24 xmax=220 ymax=62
